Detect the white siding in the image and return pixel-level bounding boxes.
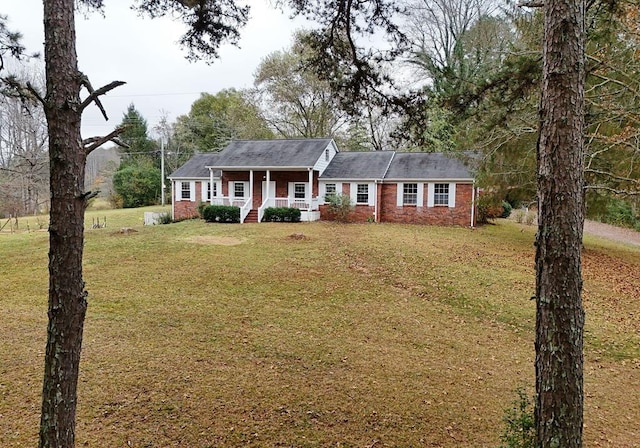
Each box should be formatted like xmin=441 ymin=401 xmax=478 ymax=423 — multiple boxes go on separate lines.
xmin=312 ymin=141 xmax=338 ymax=175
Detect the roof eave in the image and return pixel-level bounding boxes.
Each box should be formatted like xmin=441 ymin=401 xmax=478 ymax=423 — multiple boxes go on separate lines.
xmin=205 ymin=165 xmax=314 ymax=170
xmin=382 ymin=177 xmax=474 ymax=183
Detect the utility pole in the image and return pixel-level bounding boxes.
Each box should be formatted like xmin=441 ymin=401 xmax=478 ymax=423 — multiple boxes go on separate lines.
xmin=160 ymin=137 xmax=165 ymax=206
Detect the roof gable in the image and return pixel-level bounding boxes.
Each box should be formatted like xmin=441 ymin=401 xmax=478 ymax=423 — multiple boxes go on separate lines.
xmin=212 ymin=138 xmax=335 ymax=168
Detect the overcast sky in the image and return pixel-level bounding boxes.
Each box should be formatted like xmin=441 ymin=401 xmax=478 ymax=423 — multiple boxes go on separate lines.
xmin=3 ymin=1 xmax=308 ymax=139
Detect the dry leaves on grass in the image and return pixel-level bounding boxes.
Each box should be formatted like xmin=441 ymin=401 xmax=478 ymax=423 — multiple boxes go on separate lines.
xmin=184 ymin=236 xmax=243 ymax=246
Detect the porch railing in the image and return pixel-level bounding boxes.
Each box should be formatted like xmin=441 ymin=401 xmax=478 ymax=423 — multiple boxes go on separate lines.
xmin=212 ymin=196 xmax=320 ymax=223
xmin=258 ymin=197 xmax=320 ymax=222
xmin=210 ymin=197 xmax=252 ymax=223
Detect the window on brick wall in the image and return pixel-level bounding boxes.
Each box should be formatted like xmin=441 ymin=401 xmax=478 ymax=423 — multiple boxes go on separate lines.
xmin=181 ymin=182 xmax=191 ymax=200
xmin=403 ymin=183 xmax=418 ymax=205
xmin=434 ymin=183 xmax=449 ymax=205
xmin=356 ymin=184 xmax=369 ymax=204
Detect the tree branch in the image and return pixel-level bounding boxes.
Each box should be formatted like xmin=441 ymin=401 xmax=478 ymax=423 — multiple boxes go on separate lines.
xmin=585 ymin=168 xmax=640 ymax=187
xmin=79 ymin=76 xmax=126 ymax=119
xmin=518 ymin=1 xmax=545 ymax=7
xmin=585 ymin=185 xmax=640 ymax=196
xmin=83 ymin=126 xmax=129 ymax=155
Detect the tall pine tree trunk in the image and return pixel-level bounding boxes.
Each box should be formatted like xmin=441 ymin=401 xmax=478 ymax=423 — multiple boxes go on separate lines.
xmin=535 ymin=0 xmax=586 ymax=446
xmin=39 ymin=0 xmax=87 ymax=446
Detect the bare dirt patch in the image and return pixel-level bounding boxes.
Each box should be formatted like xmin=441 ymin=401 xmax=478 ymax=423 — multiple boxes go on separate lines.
xmin=110 ymin=227 xmax=138 ymax=235
xmin=185 ymin=235 xmax=243 ymax=246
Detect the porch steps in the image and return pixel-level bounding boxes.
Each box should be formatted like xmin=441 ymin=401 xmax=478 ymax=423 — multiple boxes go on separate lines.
xmin=244 ymin=209 xmax=259 ymax=223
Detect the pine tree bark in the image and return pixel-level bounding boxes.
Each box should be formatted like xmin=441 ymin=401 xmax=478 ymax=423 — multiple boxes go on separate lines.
xmin=39 ymin=0 xmax=88 ymax=446
xmin=535 ymin=0 xmax=586 ymax=446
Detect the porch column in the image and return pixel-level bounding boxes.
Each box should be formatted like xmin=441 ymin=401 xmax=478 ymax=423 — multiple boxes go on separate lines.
xmin=209 ymin=169 xmax=214 ymax=204
xmin=220 ymin=170 xmax=224 ymax=203
xmin=266 ymin=169 xmax=271 ymax=202
xmin=249 ymin=169 xmax=254 ymax=207
xmin=308 ymin=168 xmax=313 ymax=212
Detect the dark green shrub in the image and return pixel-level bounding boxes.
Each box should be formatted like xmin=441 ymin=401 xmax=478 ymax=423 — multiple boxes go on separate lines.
xmin=499 ymin=388 xmax=535 ymax=448
xmin=262 ymin=207 xmax=301 ymax=222
xmin=500 ymin=201 xmax=513 ymax=218
xmin=112 ymin=162 xmax=161 ymax=208
xmin=202 ymin=205 xmax=240 ymax=223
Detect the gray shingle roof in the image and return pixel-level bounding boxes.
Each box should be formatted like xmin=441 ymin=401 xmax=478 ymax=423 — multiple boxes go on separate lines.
xmin=384 ymin=152 xmax=474 ymax=180
xmin=320 ymin=151 xmax=395 ymax=179
xmin=212 ymin=138 xmax=334 ymax=168
xmin=168 ymin=153 xmax=221 ymax=179
xmin=170 ymin=141 xmax=476 ymax=182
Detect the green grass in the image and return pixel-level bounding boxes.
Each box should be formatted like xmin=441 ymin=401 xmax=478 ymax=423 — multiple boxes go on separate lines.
xmin=1 ymin=211 xmax=639 ymax=447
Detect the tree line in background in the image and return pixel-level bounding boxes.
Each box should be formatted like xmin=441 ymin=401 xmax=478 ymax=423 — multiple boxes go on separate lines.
xmin=2 ymin=4 xmax=639 ymax=226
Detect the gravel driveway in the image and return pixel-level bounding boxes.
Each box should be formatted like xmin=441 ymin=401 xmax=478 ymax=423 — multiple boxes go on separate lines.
xmin=584 ymin=220 xmax=640 ymax=247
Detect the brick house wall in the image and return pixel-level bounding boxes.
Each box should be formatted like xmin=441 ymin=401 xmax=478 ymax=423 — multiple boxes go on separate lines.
xmin=379 ymin=183 xmax=475 ymax=226
xmin=174 ymin=176 xmax=476 ymax=226
xmin=173 ymin=180 xmax=204 ymax=220
xmin=320 ymin=182 xmax=476 ymax=226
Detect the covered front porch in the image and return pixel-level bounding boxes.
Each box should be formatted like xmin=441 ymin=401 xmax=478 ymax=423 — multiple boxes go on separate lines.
xmin=208 ymin=168 xmax=322 ymax=223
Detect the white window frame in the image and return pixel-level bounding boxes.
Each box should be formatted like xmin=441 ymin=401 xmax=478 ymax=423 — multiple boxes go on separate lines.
xmin=403 ymin=183 xmax=418 ymax=205
xmin=325 ymin=183 xmax=336 ymax=198
xmin=434 ymin=183 xmax=449 ymax=206
xmin=349 ymin=182 xmax=374 ymax=206
xmin=321 ymin=182 xmax=341 ymax=203
xmin=427 ymin=183 xmax=456 ymax=208
xmin=180 ymin=181 xmax=193 ymax=201
xmin=231 ymin=181 xmax=249 ymax=199
xmin=356 ymin=183 xmax=369 ymax=205
xmin=294 ymin=183 xmax=306 ymax=199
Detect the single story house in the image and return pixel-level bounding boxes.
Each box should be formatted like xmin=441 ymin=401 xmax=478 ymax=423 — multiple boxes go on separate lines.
xmin=169 ymin=138 xmax=478 ymax=226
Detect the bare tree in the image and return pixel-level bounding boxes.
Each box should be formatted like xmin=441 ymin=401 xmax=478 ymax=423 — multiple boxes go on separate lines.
xmin=0 ymin=67 xmax=48 ymax=216
xmin=405 ymin=0 xmax=509 ymax=95
xmin=252 ymin=32 xmax=349 ymax=139
xmin=534 ymin=0 xmax=586 ymax=446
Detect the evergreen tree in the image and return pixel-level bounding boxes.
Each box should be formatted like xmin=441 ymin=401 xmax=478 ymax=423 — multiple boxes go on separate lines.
xmin=118 ymin=103 xmax=157 ymax=166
